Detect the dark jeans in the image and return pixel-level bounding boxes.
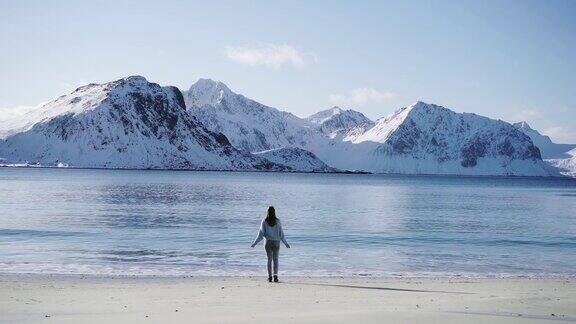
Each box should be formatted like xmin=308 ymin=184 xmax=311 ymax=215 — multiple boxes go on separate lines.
xmin=265 ymin=240 xmax=280 ymax=277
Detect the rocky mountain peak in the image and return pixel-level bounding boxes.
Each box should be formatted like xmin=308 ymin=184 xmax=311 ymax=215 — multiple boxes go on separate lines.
xmin=403 ymin=101 xmax=455 ymax=119
xmin=307 ymin=106 xmax=341 ymax=124
xmin=185 ymin=78 xmax=233 ymax=108
xmin=513 ymin=121 xmax=533 ymax=131
xmin=306 ymin=107 xmax=374 ymax=140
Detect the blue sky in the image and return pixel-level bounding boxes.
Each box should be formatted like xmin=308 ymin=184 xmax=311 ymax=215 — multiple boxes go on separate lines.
xmin=1 ymin=0 xmax=575 ymax=142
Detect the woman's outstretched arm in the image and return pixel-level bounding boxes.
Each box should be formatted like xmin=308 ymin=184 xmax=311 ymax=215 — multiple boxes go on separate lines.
xmin=279 ymin=220 xmax=290 ymax=248
xmin=251 ymin=221 xmax=265 ymax=247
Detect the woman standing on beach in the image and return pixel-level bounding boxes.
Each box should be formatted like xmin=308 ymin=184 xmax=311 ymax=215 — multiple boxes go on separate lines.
xmin=251 ymin=206 xmax=290 ymax=282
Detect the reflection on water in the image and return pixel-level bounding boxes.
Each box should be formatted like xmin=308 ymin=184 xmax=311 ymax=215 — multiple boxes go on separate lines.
xmin=99 ymin=184 xmax=187 ymax=205
xmin=0 ymin=168 xmax=575 ymax=277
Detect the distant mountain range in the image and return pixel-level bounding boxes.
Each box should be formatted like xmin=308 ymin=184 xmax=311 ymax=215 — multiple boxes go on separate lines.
xmin=0 ymin=76 xmax=574 ymax=177
xmin=512 ymin=122 xmax=576 ymax=159
xmin=512 ymin=121 xmax=576 ymax=177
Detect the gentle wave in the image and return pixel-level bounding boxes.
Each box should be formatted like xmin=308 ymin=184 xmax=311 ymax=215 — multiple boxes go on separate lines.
xmin=0 ymin=228 xmax=92 ymax=238
xmin=1 ymin=262 xmax=575 ymax=278
xmin=292 ymin=234 xmax=576 ymax=248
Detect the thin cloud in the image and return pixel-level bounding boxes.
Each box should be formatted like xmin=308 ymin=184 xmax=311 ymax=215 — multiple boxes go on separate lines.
xmin=0 ymin=103 xmax=45 ymax=121
xmin=542 ymin=126 xmax=576 ymax=144
xmin=330 ymin=88 xmax=395 ymax=107
xmin=60 ymin=79 xmax=88 ymax=93
xmin=510 ymin=109 xmax=540 ymax=122
xmin=224 ymin=44 xmax=314 ymax=69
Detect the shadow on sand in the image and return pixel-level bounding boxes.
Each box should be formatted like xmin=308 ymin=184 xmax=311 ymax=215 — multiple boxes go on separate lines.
xmin=446 ymin=311 xmax=576 ymax=322
xmin=286 ymin=282 xmax=474 ymax=295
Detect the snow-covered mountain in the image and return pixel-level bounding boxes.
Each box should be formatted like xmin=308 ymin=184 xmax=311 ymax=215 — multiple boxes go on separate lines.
xmin=306 ymin=107 xmax=374 ymax=140
xmin=512 ymin=122 xmax=576 ymax=176
xmin=0 ymin=76 xmax=286 ymax=171
xmin=513 ymin=122 xmax=576 ymax=159
xmin=182 ymin=79 xmax=555 ymax=177
xmin=346 ymin=102 xmax=553 ymax=176
xmin=0 ymin=76 xmax=567 ymax=177
xmin=547 ymin=155 xmax=576 ymax=177
xmin=254 ymin=147 xmax=339 ymax=173
xmin=183 ymin=79 xmax=316 ymax=153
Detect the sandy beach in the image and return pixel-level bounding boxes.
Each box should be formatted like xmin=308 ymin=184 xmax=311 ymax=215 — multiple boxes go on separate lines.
xmin=0 ymin=275 xmax=574 ymax=323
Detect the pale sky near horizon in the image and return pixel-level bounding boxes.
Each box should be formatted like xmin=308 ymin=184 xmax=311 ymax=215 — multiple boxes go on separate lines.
xmin=1 ymin=0 xmax=575 ymax=142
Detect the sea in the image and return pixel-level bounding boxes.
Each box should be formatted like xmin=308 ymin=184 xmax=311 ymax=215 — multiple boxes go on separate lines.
xmin=1 ymin=168 xmax=575 ymax=277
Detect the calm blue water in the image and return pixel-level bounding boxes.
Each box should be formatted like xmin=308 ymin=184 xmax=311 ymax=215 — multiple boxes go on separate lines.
xmin=0 ymin=168 xmax=575 ymax=277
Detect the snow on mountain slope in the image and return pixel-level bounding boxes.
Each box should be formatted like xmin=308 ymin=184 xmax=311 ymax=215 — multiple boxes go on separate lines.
xmin=0 ymin=76 xmax=285 ymax=171
xmin=513 ymin=122 xmax=576 ymax=159
xmin=182 ymin=80 xmax=557 ymax=176
xmin=0 ymin=83 xmax=110 ymax=139
xmin=346 ymin=102 xmax=554 ymax=176
xmin=547 ymin=155 xmax=576 ymax=177
xmin=183 ymin=79 xmax=316 ymax=153
xmin=254 ymin=147 xmax=339 ymax=172
xmin=306 ymin=107 xmax=374 ymax=140
xmin=512 ymin=122 xmax=576 ymax=176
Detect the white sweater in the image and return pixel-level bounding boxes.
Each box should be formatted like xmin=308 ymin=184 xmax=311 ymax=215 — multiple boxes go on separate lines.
xmin=252 ymin=218 xmax=289 ymax=247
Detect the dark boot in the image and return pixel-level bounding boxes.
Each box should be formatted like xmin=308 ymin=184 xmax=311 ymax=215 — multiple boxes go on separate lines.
xmin=268 ymin=277 xmax=272 ymax=283
xmin=273 ymin=275 xmax=279 ymax=283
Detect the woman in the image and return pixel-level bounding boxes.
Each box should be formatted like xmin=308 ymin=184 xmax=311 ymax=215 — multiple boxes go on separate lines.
xmin=251 ymin=206 xmax=290 ymax=282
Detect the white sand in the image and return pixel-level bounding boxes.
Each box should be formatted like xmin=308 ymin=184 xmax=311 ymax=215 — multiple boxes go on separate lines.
xmin=0 ymin=275 xmax=574 ymax=323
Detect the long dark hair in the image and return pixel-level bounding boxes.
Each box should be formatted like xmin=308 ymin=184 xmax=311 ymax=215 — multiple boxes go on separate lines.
xmin=265 ymin=206 xmax=277 ymax=226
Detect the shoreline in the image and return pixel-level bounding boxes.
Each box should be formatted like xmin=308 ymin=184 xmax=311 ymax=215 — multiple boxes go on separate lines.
xmin=3 ymin=164 xmax=576 ymax=180
xmin=1 ymin=272 xmax=576 ymax=280
xmin=1 ymin=275 xmax=574 ymax=323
